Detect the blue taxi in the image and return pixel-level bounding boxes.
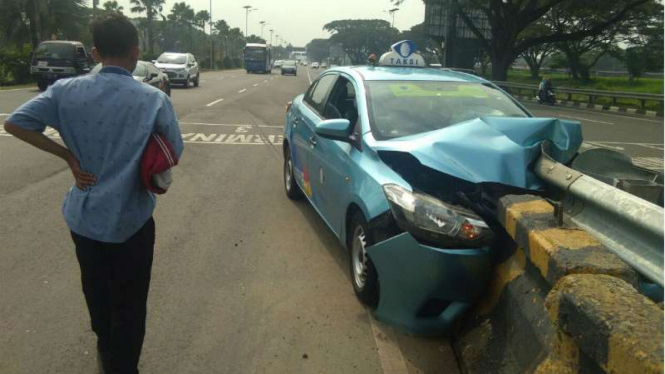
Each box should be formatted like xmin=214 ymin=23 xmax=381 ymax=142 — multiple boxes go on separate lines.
xmin=282 ymin=41 xmax=582 ymax=334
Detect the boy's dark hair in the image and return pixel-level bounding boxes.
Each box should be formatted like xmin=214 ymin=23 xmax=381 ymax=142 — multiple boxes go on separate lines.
xmin=92 ymin=14 xmax=139 ymax=58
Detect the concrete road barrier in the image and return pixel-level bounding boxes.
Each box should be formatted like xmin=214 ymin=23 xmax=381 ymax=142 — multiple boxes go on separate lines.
xmin=454 ymin=195 xmax=663 ymax=374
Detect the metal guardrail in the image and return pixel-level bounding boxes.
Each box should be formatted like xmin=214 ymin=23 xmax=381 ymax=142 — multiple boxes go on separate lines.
xmin=535 ymin=144 xmax=664 ymax=286
xmin=493 ymin=81 xmax=664 ymax=110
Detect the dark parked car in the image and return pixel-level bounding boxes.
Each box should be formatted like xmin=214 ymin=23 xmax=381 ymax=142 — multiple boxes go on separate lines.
xmin=30 ymin=41 xmax=93 ymax=91
xmin=281 ymin=60 xmax=297 ymax=76
xmin=92 ymin=61 xmax=171 ymax=96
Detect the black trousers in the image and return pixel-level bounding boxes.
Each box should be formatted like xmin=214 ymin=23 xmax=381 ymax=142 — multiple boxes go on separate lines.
xmin=71 ymin=218 xmax=155 ymax=374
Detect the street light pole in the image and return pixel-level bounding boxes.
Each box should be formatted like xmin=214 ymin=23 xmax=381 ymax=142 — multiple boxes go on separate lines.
xmin=259 ymin=21 xmax=267 ymax=39
xmin=243 ymin=5 xmax=257 ymax=37
xmin=388 ymin=7 xmax=399 ymax=29
xmin=210 ymin=0 xmax=213 ymax=69
xmin=269 ymin=29 xmax=274 ymax=46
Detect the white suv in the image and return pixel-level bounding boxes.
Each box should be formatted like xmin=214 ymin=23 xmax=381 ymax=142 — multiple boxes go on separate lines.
xmin=155 ymin=52 xmax=200 ymax=88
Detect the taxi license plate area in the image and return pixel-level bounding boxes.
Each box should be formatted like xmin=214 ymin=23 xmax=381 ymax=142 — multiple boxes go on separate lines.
xmin=167 ymin=72 xmax=176 ymax=78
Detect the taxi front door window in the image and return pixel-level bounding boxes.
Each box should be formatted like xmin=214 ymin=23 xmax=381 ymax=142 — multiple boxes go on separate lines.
xmin=324 ymin=78 xmax=359 ymax=127
xmin=305 ymin=74 xmax=337 ymax=115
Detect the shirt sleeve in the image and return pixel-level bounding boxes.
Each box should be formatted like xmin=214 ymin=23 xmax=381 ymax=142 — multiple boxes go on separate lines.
xmin=154 ymin=95 xmax=184 ymax=159
xmin=6 ymin=84 xmax=60 ymax=132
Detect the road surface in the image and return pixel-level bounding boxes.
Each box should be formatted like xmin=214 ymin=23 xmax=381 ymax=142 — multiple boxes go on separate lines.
xmin=0 ymin=67 xmax=460 ymax=374
xmin=0 ymin=66 xmax=661 ymax=374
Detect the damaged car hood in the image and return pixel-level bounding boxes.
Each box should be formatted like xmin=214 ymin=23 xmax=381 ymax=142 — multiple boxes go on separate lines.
xmin=372 ymin=117 xmax=582 ymax=190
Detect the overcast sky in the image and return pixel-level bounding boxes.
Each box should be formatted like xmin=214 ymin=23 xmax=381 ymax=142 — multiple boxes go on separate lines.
xmin=108 ymin=0 xmax=426 ymax=47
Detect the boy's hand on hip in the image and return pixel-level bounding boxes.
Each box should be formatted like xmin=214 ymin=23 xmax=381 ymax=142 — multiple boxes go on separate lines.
xmin=67 ymin=156 xmax=96 ymax=190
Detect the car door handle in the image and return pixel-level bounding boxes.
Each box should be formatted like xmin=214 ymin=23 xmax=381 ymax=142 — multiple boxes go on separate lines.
xmin=309 ymin=136 xmax=317 ymax=147
xmin=293 ymin=116 xmax=300 ymax=127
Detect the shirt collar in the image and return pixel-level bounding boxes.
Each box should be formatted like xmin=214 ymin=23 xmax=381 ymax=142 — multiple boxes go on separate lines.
xmin=99 ymin=65 xmax=133 ymax=77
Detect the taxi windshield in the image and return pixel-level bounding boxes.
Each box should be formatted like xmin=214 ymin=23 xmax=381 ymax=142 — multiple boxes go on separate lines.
xmin=366 ymin=81 xmax=529 ymax=140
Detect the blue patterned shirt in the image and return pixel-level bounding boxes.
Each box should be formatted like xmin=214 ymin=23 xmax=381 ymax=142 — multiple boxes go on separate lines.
xmin=7 ymin=66 xmax=184 ymax=243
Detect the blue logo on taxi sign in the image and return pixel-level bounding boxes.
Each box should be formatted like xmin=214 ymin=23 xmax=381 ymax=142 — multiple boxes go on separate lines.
xmin=379 ymin=40 xmax=426 ymax=68
xmin=392 ymin=40 xmax=416 ymax=58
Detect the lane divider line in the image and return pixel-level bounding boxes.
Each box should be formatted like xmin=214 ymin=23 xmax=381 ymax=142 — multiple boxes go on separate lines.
xmin=179 ymin=122 xmax=282 ymax=129
xmin=367 ymin=310 xmax=410 ymax=374
xmin=238 ymin=88 xmax=247 ymax=93
xmin=253 ymin=84 xmax=259 ymax=87
xmin=307 ymin=68 xmax=312 ymax=84
xmin=558 ymin=114 xmax=614 ymax=126
xmin=205 ymin=98 xmax=225 ymax=107
xmin=0 ymin=113 xmax=10 ymax=116
xmin=0 ymin=87 xmax=34 ymax=93
xmin=263 ymin=80 xmax=268 ymax=83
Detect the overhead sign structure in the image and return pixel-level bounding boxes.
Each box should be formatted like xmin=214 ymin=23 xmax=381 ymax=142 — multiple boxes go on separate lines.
xmin=379 ymin=40 xmax=426 ymax=68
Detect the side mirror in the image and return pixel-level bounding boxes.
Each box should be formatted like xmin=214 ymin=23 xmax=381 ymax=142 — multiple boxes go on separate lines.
xmin=152 ymin=60 xmax=157 ymax=64
xmin=150 ymin=72 xmax=159 ymax=79
xmin=315 ymin=119 xmax=352 ymax=142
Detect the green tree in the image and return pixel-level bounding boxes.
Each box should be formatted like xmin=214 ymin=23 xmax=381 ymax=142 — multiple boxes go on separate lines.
xmin=395 ymin=0 xmax=654 ymax=81
xmin=305 ymin=39 xmax=330 ymax=63
xmin=168 ymin=2 xmax=195 ymax=50
xmin=130 ymin=0 xmax=165 ymax=54
xmin=103 ymin=1 xmax=124 ymax=14
xmin=518 ymin=23 xmax=556 ymax=79
xmin=323 ymin=19 xmax=395 ymax=64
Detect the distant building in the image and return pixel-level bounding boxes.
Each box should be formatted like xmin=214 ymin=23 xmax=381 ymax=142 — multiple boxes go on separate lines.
xmin=424 ymin=0 xmax=490 ymax=69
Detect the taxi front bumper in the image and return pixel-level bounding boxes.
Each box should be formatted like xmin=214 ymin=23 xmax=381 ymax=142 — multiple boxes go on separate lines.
xmin=366 ymin=232 xmax=491 ymax=335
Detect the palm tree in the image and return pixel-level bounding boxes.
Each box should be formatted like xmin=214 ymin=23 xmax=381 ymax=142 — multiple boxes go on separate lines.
xmin=168 ymin=2 xmax=195 ymax=50
xmin=130 ymin=0 xmax=165 ymax=54
xmin=194 ymin=10 xmax=210 ymax=31
xmin=103 ymin=1 xmax=124 ymax=14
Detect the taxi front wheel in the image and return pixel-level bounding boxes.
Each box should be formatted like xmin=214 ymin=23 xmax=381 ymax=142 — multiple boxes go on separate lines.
xmin=348 ymin=212 xmax=379 ymax=309
xmin=284 ymin=147 xmax=303 ymax=200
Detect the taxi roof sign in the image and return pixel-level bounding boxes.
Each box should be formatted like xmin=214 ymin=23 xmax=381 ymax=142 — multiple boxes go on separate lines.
xmin=379 ymin=40 xmax=426 ymax=68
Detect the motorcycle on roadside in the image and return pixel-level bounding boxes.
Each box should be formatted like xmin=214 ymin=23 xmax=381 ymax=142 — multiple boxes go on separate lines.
xmin=537 ymin=89 xmax=556 ymax=105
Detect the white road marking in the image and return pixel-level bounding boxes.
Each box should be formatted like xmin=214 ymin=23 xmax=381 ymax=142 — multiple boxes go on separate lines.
xmin=238 ymin=88 xmax=247 ymax=93
xmin=205 ymin=98 xmax=225 ymax=107
xmin=263 ymin=80 xmax=268 ymax=83
xmin=584 ymin=141 xmax=625 ymax=151
xmin=231 ymin=75 xmax=236 ymax=78
xmin=633 ymin=157 xmax=664 ymax=171
xmin=595 ymin=141 xmax=664 ymax=151
xmin=368 ymin=311 xmax=410 ymax=374
xmin=217 ymin=77 xmax=225 ymax=80
xmin=0 ymin=87 xmax=34 ymax=92
xmin=0 ymin=113 xmax=9 ymax=116
xmin=307 ymin=68 xmax=312 ymax=84
xmin=253 ymin=84 xmax=259 ymax=87
xmin=559 ymin=114 xmax=614 ymax=125
xmin=180 ymin=122 xmax=282 ymax=129
xmin=532 ymin=104 xmax=663 ymax=124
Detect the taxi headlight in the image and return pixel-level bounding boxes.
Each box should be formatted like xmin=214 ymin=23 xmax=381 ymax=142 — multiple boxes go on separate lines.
xmin=383 ymin=184 xmax=493 ymax=248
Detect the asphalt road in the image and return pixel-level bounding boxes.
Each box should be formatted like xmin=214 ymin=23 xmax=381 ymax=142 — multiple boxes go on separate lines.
xmin=0 ymin=67 xmax=459 ymax=374
xmin=0 ymin=66 xmax=662 ymax=374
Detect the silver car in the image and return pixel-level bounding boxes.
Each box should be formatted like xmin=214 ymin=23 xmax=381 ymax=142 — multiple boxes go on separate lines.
xmin=154 ymin=52 xmax=200 ymax=88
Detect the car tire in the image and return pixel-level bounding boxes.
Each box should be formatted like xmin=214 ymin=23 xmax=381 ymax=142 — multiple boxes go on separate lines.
xmin=283 ymin=146 xmax=303 ymax=200
xmin=37 ymin=80 xmax=48 ymax=91
xmin=194 ymin=74 xmax=199 ymax=87
xmin=347 ymin=212 xmax=379 ymax=309
xmin=184 ymin=75 xmax=190 ymax=88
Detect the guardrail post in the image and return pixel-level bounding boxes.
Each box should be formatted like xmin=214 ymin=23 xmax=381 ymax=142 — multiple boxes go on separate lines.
xmin=641 ymin=99 xmax=646 ymax=110
xmin=567 ymin=93 xmax=572 ymax=101
xmin=612 ymin=97 xmax=617 ymax=106
xmin=588 ymin=95 xmax=595 ymax=105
